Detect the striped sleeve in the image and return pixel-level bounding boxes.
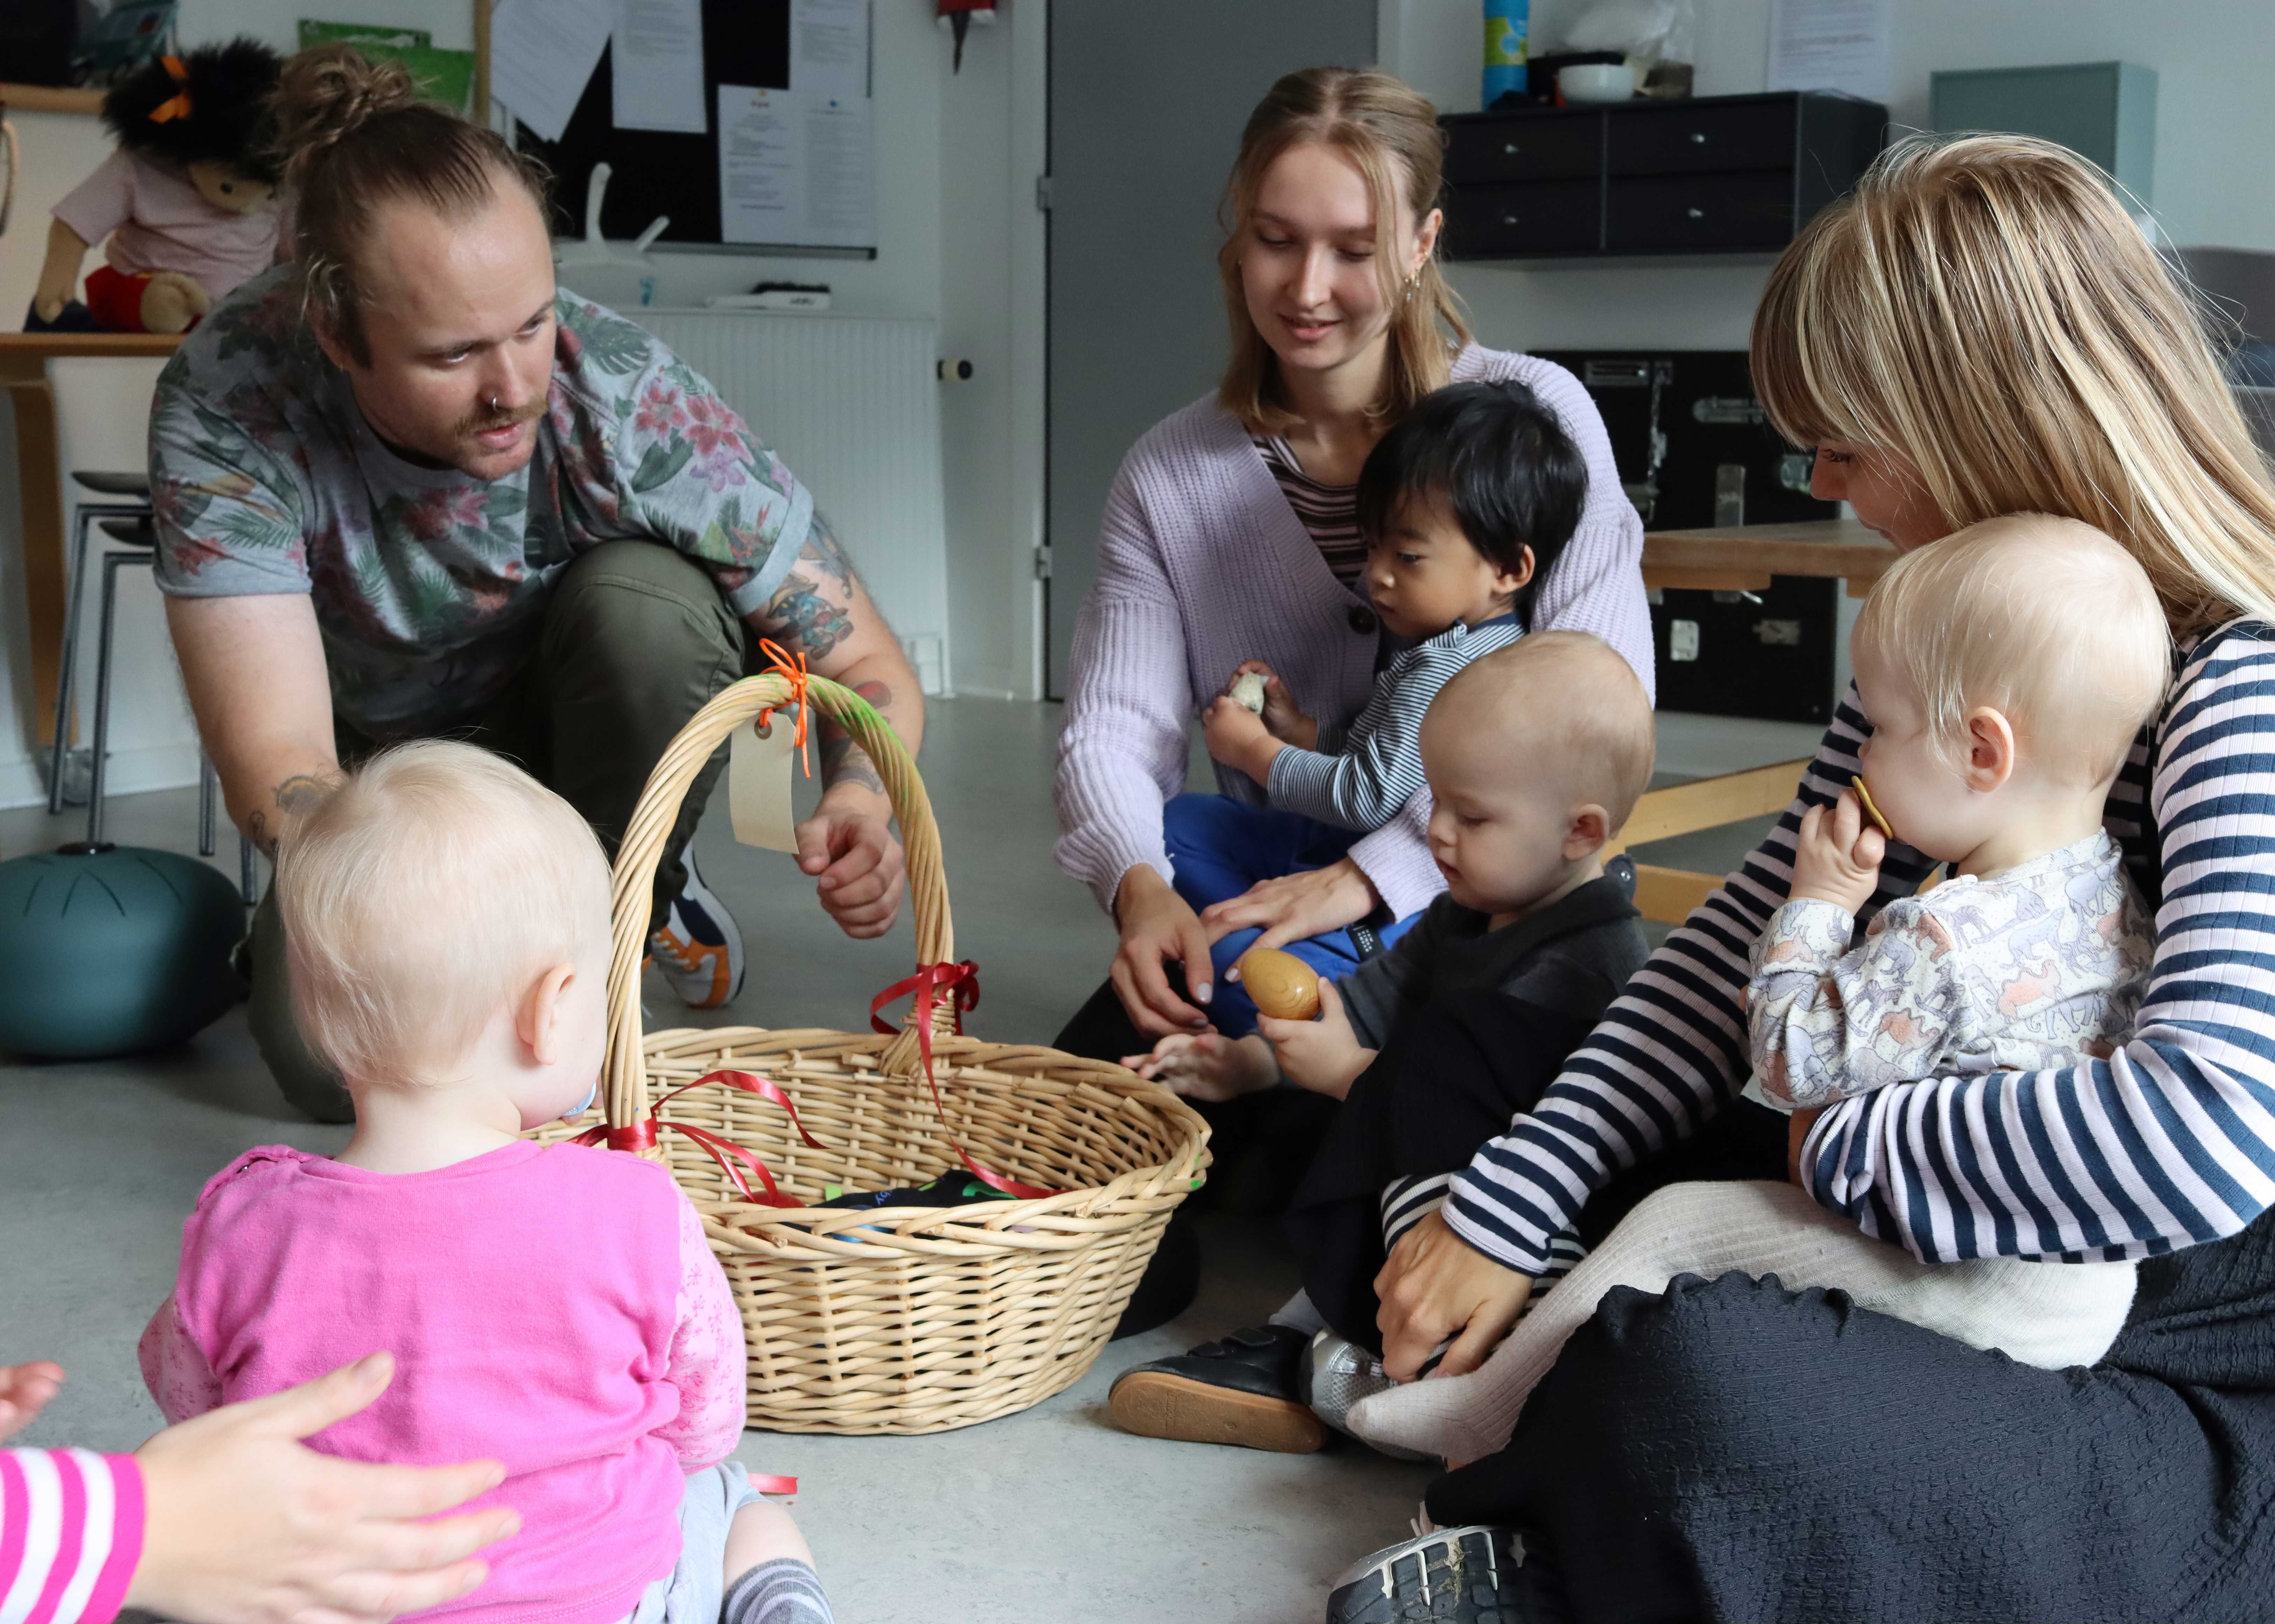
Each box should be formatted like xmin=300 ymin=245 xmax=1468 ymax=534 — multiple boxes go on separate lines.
xmin=1268 ymin=622 xmax=1523 ymax=832
xmin=1798 ymin=626 xmax=2275 ymax=1262
xmin=0 ymin=1451 xmax=144 ymax=1624
xmin=1439 ymin=684 xmax=1943 ymax=1272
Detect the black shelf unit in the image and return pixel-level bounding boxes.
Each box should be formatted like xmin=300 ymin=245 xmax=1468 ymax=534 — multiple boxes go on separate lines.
xmin=1440 ymin=91 xmax=1888 ymax=262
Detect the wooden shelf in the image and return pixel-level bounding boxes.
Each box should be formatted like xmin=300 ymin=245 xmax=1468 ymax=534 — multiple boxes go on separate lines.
xmin=0 ymin=83 xmax=105 ymax=115
xmin=1643 ymin=518 xmax=1898 ymax=598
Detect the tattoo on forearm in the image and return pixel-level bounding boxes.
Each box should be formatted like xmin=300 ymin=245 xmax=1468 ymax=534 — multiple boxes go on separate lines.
xmin=819 ymin=679 xmax=893 ymax=797
xmin=249 ymin=773 xmax=334 ymax=858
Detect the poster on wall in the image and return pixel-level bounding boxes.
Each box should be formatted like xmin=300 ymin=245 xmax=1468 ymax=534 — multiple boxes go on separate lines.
xmin=1765 ymin=0 xmax=1892 ymax=104
xmin=716 ymin=0 xmax=872 ymax=249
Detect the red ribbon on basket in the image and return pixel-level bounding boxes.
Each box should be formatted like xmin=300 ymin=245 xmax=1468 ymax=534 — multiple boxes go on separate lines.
xmin=869 ymin=961 xmax=1063 ymax=1200
xmin=573 ymin=1069 xmax=825 ymax=1209
xmin=755 ymin=639 xmax=812 ymax=779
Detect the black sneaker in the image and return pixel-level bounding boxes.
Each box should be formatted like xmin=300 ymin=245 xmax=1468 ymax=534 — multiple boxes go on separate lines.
xmin=1324 ymin=1527 xmax=1566 ymax=1624
xmin=1107 ymin=1324 xmax=1327 ymax=1452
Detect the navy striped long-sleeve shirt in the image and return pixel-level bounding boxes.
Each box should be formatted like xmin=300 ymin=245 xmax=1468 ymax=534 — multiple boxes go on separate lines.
xmin=1443 ymin=620 xmax=2275 ymax=1270
xmin=1268 ymin=615 xmax=1525 ymax=832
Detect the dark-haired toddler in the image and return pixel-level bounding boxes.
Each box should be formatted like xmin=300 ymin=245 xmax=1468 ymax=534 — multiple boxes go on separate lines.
xmin=1164 ymin=378 xmax=1589 ymax=1035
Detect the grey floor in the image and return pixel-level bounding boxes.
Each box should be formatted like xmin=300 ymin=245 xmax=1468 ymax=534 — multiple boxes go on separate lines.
xmin=0 ymin=698 xmax=1805 ymax=1624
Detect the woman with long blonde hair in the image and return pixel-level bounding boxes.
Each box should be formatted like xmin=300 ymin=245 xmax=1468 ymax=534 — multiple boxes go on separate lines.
xmin=1351 ymin=132 xmax=2275 ymax=1620
xmin=1050 ymin=66 xmax=1649 ymax=1059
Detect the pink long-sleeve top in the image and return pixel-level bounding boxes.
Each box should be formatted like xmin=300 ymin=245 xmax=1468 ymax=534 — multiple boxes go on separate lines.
xmin=138 ymin=1141 xmax=746 ymax=1624
xmin=1053 ymin=346 xmax=1654 ymax=920
xmin=0 ymin=1450 xmax=142 ymax=1624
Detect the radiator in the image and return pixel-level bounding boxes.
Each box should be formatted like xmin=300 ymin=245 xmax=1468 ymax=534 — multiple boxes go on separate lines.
xmin=628 ymin=310 xmax=950 ymax=694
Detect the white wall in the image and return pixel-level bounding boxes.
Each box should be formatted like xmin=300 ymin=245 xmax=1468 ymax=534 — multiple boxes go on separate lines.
xmin=1386 ymin=0 xmax=2275 ymax=352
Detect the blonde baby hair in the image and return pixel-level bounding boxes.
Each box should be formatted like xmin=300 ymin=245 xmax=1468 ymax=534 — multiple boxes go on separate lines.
xmin=1855 ymin=515 xmax=2171 ymax=786
xmin=277 ymin=740 xmax=613 ymax=1089
xmin=1753 ymin=132 xmax=2275 ymax=638
xmin=1433 ymin=630 xmax=1657 ymax=831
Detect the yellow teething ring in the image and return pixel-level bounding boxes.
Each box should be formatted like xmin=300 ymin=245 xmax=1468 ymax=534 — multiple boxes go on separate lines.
xmin=1851 ymin=775 xmax=1893 ymax=838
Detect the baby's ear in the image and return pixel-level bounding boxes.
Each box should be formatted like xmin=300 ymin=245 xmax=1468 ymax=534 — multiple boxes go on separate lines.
xmin=1962 ymin=707 xmax=2018 ymax=791
xmin=519 ymin=961 xmax=579 ymax=1064
xmin=1565 ymin=803 xmax=1610 ymax=860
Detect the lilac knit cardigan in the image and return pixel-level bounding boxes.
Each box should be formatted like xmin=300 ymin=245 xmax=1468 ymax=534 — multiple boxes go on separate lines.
xmin=1052 ymin=345 xmax=1655 ymax=922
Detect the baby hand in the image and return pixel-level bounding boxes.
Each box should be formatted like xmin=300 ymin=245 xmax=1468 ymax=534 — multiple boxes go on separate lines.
xmin=1793 ymin=788 xmax=1886 ymax=913
xmin=1203 ymin=694 xmax=1278 ymax=780
xmin=1231 ymin=662 xmax=1317 ymax=747
xmin=1255 ymin=980 xmax=1375 ymax=1100
xmin=0 ymin=1359 xmax=66 ymax=1444
xmin=1121 ymin=1032 xmax=1278 ymax=1102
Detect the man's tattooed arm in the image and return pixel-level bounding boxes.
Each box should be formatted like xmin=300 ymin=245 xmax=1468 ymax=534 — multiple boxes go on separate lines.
xmin=748 ymin=512 xmax=924 ymax=802
xmin=818 ymin=681 xmax=893 ymax=797
xmin=245 ymin=772 xmax=335 ymax=858
xmin=754 ymin=516 xmax=861 ymax=663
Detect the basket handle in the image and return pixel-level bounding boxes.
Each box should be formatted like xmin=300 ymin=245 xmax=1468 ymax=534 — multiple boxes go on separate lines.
xmin=602 ymin=672 xmax=949 ymax=1129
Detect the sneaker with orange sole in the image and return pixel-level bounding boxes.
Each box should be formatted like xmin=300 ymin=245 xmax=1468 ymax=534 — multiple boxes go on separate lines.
xmin=646 ymin=849 xmax=746 ymax=1009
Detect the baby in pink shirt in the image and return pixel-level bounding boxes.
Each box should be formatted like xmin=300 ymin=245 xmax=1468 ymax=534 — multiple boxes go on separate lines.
xmin=137 ymin=742 xmax=830 ymax=1624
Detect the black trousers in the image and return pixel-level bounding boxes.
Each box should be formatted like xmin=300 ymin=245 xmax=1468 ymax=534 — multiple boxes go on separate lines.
xmin=1419 ymin=1141 xmax=2275 ymax=1621
xmin=1287 ymin=988 xmax=1785 ymax=1352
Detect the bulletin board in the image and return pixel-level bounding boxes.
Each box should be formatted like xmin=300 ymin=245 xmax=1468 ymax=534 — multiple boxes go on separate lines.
xmin=510 ymin=0 xmax=876 ymax=257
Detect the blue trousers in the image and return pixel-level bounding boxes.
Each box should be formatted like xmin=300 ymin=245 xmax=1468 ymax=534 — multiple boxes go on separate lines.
xmin=1161 ymin=792 xmax=1417 ymax=1037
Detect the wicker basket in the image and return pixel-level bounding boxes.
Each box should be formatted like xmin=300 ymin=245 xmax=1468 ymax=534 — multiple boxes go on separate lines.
xmin=562 ymin=670 xmax=1209 ymax=1435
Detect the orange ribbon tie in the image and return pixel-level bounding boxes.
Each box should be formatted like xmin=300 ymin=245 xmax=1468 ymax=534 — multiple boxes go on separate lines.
xmin=754 ymin=639 xmax=811 ymax=779
xmin=148 ymin=56 xmax=193 ymax=122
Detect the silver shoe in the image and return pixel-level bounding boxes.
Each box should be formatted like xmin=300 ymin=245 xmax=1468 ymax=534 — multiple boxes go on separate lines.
xmin=1302 ymin=1330 xmax=1432 ymax=1462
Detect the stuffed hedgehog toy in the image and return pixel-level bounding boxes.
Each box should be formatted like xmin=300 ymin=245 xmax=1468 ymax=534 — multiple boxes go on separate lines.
xmin=28 ymin=38 xmax=284 ymax=334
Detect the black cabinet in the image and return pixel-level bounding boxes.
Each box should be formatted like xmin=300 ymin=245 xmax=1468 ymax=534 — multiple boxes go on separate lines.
xmin=1440 ymin=92 xmax=1887 ymax=262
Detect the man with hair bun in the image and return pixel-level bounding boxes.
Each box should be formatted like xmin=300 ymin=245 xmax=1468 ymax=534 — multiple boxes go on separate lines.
xmin=149 ymin=47 xmax=922 ymax=1122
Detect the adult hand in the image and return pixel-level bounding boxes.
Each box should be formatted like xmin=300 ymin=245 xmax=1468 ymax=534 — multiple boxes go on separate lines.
xmin=1111 ymin=864 xmax=1215 ymax=1037
xmin=0 ymin=1358 xmax=65 ymax=1443
xmin=127 ymin=1351 xmax=520 ymax=1624
xmin=1792 ymin=789 xmax=1885 ymax=914
xmin=1375 ymin=1210 xmax=1534 ymax=1381
xmin=1787 ymin=1105 xmax=1824 ymax=1185
xmin=794 ymin=793 xmax=905 ymax=940
xmin=1199 ymin=858 xmax=1379 ymax=953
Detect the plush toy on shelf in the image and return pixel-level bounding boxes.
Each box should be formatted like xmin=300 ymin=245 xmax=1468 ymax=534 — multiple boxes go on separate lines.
xmin=27 ymin=38 xmax=284 ymax=335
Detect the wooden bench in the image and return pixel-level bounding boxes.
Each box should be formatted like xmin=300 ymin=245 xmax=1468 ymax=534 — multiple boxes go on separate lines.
xmin=1610 ymin=519 xmax=1892 ymax=922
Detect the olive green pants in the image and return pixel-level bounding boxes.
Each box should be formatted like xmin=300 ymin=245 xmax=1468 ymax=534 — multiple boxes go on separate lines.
xmin=248 ymin=542 xmax=754 ymax=1123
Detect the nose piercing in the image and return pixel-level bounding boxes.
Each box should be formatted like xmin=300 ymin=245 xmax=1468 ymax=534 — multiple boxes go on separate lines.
xmin=486 ymin=394 xmax=501 ymax=413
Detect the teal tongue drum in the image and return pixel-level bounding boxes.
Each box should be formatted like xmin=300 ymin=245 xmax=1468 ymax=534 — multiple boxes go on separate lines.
xmin=0 ymin=843 xmax=244 ymax=1060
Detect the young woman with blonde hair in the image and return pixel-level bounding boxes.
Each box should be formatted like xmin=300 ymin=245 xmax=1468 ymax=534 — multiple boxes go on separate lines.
xmin=1343 ymin=131 xmax=2275 ymax=1622
xmin=1050 ymin=66 xmax=1650 ymax=1071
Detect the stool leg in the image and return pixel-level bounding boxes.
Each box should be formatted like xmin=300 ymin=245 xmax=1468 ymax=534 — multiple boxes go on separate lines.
xmin=199 ymin=752 xmax=218 ymax=857
xmin=46 ymin=505 xmax=98 ymax=815
xmin=86 ymin=553 xmax=126 ymax=847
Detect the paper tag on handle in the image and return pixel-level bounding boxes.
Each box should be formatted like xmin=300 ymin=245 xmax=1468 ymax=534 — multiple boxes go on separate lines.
xmin=729 ymin=716 xmax=800 ymax=853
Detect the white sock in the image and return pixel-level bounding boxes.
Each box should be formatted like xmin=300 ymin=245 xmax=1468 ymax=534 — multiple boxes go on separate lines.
xmin=1268 ymin=1289 xmax=1326 ymax=1335
xmin=1344 ymin=1180 xmax=2137 ymax=1465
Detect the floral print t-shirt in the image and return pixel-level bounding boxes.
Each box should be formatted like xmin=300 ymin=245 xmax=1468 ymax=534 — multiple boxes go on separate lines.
xmin=148 ymin=266 xmax=810 ymax=738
